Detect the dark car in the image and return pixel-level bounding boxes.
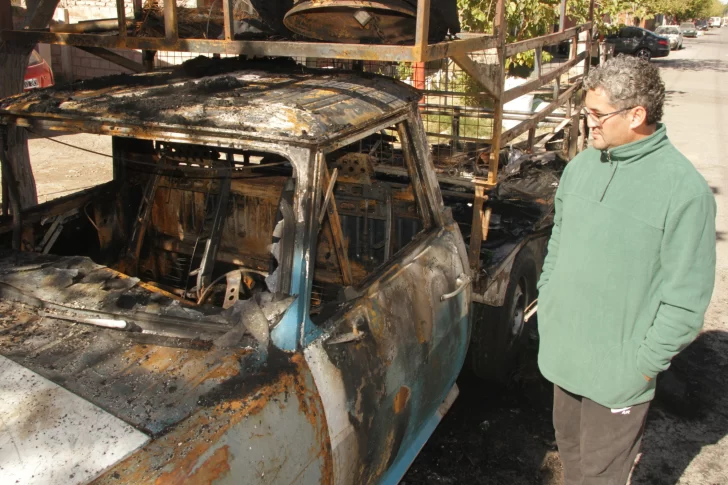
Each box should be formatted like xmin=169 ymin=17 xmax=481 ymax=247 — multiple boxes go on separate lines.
xmin=605 ymin=26 xmax=670 ymax=61
xmin=680 ymin=22 xmax=698 ymax=37
xmin=696 ymin=19 xmax=709 ymax=31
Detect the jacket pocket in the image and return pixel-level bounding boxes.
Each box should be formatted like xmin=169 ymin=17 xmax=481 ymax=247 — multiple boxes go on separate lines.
xmin=592 ymin=339 xmax=650 ymax=406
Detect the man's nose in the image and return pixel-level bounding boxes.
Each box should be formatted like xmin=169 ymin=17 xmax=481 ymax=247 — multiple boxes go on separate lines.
xmin=585 ymin=114 xmax=600 ymax=129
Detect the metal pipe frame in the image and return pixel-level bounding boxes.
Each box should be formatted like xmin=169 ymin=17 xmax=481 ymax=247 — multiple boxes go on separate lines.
xmin=1 ymin=30 xmax=498 ymax=63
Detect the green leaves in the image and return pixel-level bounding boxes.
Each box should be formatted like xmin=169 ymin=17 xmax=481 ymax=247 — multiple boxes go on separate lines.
xmin=458 ymin=0 xmax=561 ymax=68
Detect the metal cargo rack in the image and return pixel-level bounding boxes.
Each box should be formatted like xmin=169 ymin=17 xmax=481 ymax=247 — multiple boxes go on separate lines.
xmin=1 ymin=0 xmax=594 ymax=271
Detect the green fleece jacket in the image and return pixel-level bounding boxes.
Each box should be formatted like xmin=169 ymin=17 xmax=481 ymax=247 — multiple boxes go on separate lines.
xmin=537 ymin=124 xmax=716 ymax=408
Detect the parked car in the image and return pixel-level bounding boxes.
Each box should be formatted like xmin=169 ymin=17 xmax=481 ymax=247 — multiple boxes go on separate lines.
xmin=680 ymin=22 xmax=698 ymax=37
xmin=605 ymin=26 xmax=670 ymax=61
xmin=655 ymin=25 xmax=683 ymax=50
xmin=709 ymin=16 xmax=722 ymax=28
xmin=24 ymin=50 xmax=54 ymax=91
xmin=696 ymin=19 xmax=709 ymax=31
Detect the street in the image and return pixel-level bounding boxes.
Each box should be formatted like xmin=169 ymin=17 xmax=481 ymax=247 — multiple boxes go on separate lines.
xmin=404 ymin=27 xmax=728 ymax=485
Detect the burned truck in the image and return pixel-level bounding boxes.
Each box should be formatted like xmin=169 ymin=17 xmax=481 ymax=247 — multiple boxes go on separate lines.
xmin=0 ymin=60 xmax=561 ymax=484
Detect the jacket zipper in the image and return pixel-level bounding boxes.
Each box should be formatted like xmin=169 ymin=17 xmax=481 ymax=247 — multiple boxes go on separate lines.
xmin=600 ymin=151 xmax=618 ymax=202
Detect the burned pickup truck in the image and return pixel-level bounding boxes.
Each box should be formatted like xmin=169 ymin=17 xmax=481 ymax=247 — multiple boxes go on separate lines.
xmin=0 ymin=59 xmax=561 ymax=484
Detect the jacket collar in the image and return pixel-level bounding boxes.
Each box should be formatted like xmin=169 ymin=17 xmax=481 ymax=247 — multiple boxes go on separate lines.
xmin=601 ymin=123 xmax=668 ymax=165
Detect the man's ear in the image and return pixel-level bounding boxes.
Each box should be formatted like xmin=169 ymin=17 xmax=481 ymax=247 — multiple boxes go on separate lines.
xmin=630 ymin=106 xmax=648 ymax=129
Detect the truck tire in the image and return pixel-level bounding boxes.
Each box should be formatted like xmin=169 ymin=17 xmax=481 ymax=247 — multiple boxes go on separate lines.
xmin=469 ymin=247 xmax=539 ymax=382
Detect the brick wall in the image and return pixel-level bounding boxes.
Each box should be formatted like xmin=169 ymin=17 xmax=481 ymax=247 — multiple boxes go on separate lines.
xmin=51 ymin=44 xmax=62 ymax=70
xmin=71 ymin=48 xmax=143 ymax=79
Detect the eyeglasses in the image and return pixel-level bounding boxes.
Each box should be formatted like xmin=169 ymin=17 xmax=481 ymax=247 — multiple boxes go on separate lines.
xmin=581 ymin=106 xmax=635 ymax=125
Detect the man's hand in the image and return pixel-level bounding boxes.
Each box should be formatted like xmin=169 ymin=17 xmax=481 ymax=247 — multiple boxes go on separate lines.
xmin=643 ymin=375 xmax=652 ymax=382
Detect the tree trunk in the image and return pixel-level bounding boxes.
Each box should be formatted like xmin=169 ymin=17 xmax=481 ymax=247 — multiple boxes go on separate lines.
xmin=0 ymin=0 xmax=61 ymax=210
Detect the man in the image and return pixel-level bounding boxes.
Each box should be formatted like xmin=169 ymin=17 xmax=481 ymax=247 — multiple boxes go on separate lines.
xmin=537 ymin=55 xmax=716 ymax=485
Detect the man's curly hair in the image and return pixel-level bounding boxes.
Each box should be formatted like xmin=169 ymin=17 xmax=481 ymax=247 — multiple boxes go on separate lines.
xmin=584 ymin=55 xmax=665 ymax=125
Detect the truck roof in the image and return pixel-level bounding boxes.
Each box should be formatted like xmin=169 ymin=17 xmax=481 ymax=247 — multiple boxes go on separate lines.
xmin=0 ymin=58 xmax=421 ymax=148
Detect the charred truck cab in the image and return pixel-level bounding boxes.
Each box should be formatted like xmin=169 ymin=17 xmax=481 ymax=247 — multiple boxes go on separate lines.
xmin=0 ymin=64 xmax=472 ymax=484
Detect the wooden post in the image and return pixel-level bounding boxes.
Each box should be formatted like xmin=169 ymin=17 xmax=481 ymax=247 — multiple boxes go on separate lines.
xmin=116 ymin=0 xmax=126 ymax=42
xmin=488 ymin=0 xmax=507 ymax=186
xmin=320 ymin=163 xmax=353 ymax=286
xmin=577 ymin=0 xmax=596 ymax=155
xmin=223 ymin=0 xmax=235 ymax=41
xmin=468 ymin=0 xmax=506 ymax=272
xmin=164 ymin=0 xmax=178 ymax=42
xmin=568 ymin=111 xmax=580 ymax=158
xmin=414 ymin=0 xmax=431 ymax=61
xmin=0 ymin=0 xmax=61 ymax=211
xmin=527 ymin=127 xmax=536 ymax=152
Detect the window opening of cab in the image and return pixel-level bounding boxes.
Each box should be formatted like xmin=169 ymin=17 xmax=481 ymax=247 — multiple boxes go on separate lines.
xmin=309 ymin=121 xmax=433 ymax=322
xmin=28 ymin=50 xmax=44 ymax=67
xmin=113 ymin=140 xmax=296 ymax=308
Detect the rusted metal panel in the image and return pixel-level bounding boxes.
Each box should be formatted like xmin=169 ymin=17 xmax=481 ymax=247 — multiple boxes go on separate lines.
xmin=90 ymin=353 xmax=332 ymax=485
xmin=0 ymin=66 xmax=418 ymax=149
xmin=304 ymin=226 xmax=469 ymax=485
xmin=0 ymin=273 xmax=332 ymax=484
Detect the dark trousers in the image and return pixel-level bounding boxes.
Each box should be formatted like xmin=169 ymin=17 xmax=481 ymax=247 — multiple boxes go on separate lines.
xmin=553 ymin=385 xmax=650 ymax=485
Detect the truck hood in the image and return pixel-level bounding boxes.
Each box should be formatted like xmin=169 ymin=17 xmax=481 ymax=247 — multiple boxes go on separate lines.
xmin=0 ymin=252 xmax=297 ymax=483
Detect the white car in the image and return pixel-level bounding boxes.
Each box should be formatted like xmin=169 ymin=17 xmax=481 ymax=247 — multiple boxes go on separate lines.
xmin=709 ymin=17 xmax=722 ymax=28
xmin=655 ymin=25 xmax=683 ymax=50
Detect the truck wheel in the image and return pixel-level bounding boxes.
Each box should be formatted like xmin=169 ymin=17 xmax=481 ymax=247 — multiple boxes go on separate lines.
xmin=469 ymin=247 xmax=538 ymax=382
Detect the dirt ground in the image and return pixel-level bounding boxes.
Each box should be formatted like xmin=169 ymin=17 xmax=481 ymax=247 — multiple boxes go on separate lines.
xmin=28 ymin=132 xmax=112 ymax=203
xmin=21 ymin=29 xmax=728 ymax=485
